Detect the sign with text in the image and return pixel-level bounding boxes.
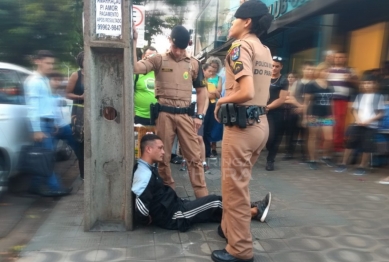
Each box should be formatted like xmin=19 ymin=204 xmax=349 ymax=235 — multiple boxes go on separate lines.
xmin=96 ymin=0 xmax=122 ymax=36
xmin=132 ymin=5 xmax=145 ymax=48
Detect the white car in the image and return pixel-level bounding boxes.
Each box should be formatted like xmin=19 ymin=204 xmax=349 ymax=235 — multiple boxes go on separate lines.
xmin=0 ymin=63 xmax=73 ymax=193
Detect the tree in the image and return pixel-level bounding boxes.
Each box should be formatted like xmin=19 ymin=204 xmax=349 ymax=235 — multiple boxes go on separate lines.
xmin=0 ymin=0 xmax=83 ymax=68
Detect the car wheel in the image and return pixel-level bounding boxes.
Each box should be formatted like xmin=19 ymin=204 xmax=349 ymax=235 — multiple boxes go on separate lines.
xmin=0 ymin=153 xmax=10 ymax=192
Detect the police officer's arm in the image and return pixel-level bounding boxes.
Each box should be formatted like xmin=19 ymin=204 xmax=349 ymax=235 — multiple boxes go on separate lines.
xmin=267 ymin=79 xmax=288 ymax=111
xmin=132 ymin=27 xmax=161 ymax=74
xmin=193 ymin=62 xmax=207 ymax=115
xmin=218 ymin=43 xmax=255 ymax=104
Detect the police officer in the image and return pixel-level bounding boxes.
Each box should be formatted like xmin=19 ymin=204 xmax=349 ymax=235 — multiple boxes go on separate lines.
xmin=133 ymin=25 xmax=209 ymax=198
xmin=212 ymin=1 xmax=273 ymax=261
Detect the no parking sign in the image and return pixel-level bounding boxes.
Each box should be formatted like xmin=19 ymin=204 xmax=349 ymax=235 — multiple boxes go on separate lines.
xmin=132 ymin=5 xmax=145 ymax=48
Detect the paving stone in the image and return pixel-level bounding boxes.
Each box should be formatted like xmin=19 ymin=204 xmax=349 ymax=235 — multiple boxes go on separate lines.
xmin=270 ymin=250 xmax=326 ymax=262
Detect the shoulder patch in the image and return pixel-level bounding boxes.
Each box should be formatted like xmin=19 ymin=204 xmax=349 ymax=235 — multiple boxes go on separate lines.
xmin=228 ymin=42 xmax=241 ymax=54
xmin=230 ymin=46 xmax=240 ymax=61
xmin=232 ymin=61 xmax=244 ymax=75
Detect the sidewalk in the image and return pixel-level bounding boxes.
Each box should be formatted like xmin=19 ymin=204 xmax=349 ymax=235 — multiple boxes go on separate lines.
xmin=16 ymin=154 xmax=389 ymax=262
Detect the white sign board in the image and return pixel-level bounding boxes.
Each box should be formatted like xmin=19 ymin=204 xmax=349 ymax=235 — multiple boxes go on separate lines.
xmin=132 ymin=5 xmax=146 ymax=48
xmin=96 ymin=0 xmax=122 ymax=36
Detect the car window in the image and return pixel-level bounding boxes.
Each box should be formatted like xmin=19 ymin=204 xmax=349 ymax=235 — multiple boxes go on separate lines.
xmin=0 ymin=69 xmax=24 ymax=104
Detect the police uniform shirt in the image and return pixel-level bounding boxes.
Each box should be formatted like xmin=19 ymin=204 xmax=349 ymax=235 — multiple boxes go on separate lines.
xmin=138 ymin=51 xmax=205 ymax=107
xmin=224 ymin=34 xmax=272 ymax=107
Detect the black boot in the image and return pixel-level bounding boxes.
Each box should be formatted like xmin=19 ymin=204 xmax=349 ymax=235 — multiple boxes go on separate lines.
xmin=211 ymin=249 xmax=253 ymax=262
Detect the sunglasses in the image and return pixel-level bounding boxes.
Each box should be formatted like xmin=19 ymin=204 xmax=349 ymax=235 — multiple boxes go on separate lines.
xmin=273 ymin=56 xmax=283 ymax=62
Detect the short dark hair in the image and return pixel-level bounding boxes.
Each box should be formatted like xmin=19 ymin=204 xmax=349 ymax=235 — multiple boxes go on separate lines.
xmin=302 ymin=61 xmax=314 ymax=68
xmin=76 ymin=51 xmax=84 ymax=69
xmin=143 ymin=46 xmax=157 ymax=53
xmin=35 ymin=50 xmax=55 ymax=60
xmin=140 ymin=134 xmax=162 ymax=155
xmin=202 ymin=63 xmax=212 ymax=71
xmin=48 ymin=72 xmax=63 ymax=79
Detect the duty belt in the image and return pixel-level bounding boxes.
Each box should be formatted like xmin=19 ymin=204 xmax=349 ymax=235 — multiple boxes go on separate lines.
xmin=218 ymin=103 xmax=266 ymax=128
xmin=149 ymin=102 xmax=196 ymax=125
xmin=159 ymin=105 xmax=191 ymax=114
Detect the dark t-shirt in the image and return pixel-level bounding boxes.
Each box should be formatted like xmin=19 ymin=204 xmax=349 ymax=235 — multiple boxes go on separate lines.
xmin=306 ymin=81 xmax=334 ymax=117
xmin=268 ymin=76 xmax=288 ymax=108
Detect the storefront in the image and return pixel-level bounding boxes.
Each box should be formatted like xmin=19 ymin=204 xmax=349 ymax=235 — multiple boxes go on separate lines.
xmin=194 ymin=0 xmax=389 ymax=76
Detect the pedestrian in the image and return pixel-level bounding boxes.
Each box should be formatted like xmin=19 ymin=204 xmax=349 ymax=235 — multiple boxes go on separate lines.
xmin=327 ymin=51 xmax=358 ymax=152
xmin=335 ymin=74 xmax=385 ymax=175
xmin=265 ymin=56 xmax=288 ymax=171
xmin=24 ymin=50 xmax=72 ymax=197
xmin=132 ymin=134 xmax=271 ymax=232
xmin=133 ymin=25 xmax=209 ymax=198
xmin=134 ymin=46 xmax=158 ymax=125
xmin=212 ymin=1 xmax=273 ymax=261
xmin=66 ymin=51 xmax=85 ymax=180
xmin=303 ymin=62 xmax=335 ymax=170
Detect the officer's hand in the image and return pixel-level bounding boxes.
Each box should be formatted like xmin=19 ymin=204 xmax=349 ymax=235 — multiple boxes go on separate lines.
xmin=33 ymin=132 xmax=47 ymax=142
xmin=194 ymin=118 xmax=202 ymax=131
xmin=133 ymin=23 xmax=138 ymax=41
xmin=214 ymin=103 xmax=221 ymax=123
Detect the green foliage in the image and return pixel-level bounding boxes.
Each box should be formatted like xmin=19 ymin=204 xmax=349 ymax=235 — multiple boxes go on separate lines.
xmin=0 ymin=0 xmax=83 ymax=67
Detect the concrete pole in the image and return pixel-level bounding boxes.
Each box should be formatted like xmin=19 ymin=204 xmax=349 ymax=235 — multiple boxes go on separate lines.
xmin=83 ymin=0 xmax=135 ymax=231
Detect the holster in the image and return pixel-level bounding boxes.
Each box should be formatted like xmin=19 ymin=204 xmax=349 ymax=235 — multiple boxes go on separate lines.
xmin=219 ymin=104 xmax=265 ymax=129
xmin=149 ymin=103 xmax=160 ymax=125
xmin=188 ymin=102 xmax=196 ymax=117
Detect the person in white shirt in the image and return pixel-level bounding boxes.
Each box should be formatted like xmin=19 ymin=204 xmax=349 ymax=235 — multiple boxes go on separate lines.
xmin=335 ymin=74 xmax=385 ymax=175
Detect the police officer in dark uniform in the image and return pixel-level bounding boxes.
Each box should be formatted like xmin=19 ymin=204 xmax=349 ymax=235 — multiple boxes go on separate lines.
xmin=133 ymin=25 xmax=209 ymax=198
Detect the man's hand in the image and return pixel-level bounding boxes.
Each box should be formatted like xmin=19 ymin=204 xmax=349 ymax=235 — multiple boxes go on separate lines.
xmin=193 ymin=118 xmax=202 ymax=131
xmin=33 ymin=132 xmax=47 ymax=142
xmin=214 ymin=103 xmax=221 ymax=123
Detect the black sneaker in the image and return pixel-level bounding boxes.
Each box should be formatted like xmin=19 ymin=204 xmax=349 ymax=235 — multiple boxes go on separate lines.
xmin=252 ymin=192 xmax=271 ymax=222
xmin=321 ymin=157 xmax=334 ymax=167
xmin=335 ymin=164 xmax=347 ymax=173
xmin=211 ymin=150 xmax=218 ymax=156
xmin=308 ymin=161 xmax=318 ymax=170
xmin=353 ymin=167 xmax=366 ymax=176
xmin=265 ymin=162 xmax=274 ymax=171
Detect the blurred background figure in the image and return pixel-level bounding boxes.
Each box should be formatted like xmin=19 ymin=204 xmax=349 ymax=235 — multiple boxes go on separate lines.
xmin=265 ymin=56 xmax=288 ymax=171
xmin=205 ymin=57 xmax=222 ymax=158
xmin=66 ymin=51 xmax=85 ymax=180
xmin=24 ymin=50 xmax=72 ymax=196
xmin=303 ymin=63 xmax=335 ymax=170
xmin=323 ymin=50 xmax=335 ymax=67
xmin=134 ymin=46 xmax=158 ymax=125
xmin=335 ymin=74 xmax=385 ymax=175
xmin=328 ymin=51 xmax=358 ymax=152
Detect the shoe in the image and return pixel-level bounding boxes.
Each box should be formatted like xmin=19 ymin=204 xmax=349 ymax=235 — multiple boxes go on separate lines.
xmin=29 ymin=186 xmax=72 ymax=197
xmin=353 ymin=167 xmax=366 ymax=176
xmin=335 ymin=164 xmax=347 ymax=173
xmin=252 ymin=192 xmax=271 ymax=222
xmin=308 ymin=161 xmax=318 ymax=170
xmin=204 ymin=164 xmax=210 ymax=174
xmin=211 ymin=249 xmax=253 ymax=262
xmin=171 ymin=156 xmax=183 ymax=164
xmin=212 ymin=150 xmax=218 ymax=156
xmin=217 ymin=225 xmax=226 ymax=239
xmin=180 ymin=160 xmax=187 ymax=171
xmin=378 ymin=180 xmax=389 ymax=185
xmin=321 ymin=157 xmax=334 ymax=167
xmin=282 ymin=154 xmax=293 ymax=161
xmin=265 ymin=162 xmax=274 ymax=171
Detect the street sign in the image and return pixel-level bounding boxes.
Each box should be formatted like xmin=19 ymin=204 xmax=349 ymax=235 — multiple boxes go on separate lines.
xmin=96 ymin=0 xmax=122 ymax=36
xmin=132 ymin=5 xmax=145 ymax=48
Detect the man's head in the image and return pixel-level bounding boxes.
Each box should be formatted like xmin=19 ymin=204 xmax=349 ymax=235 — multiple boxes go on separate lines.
xmin=301 ymin=61 xmax=314 ymax=79
xmin=361 ymin=73 xmax=378 ymax=93
xmin=272 ymin=56 xmax=283 ymax=76
xmin=140 ymin=134 xmax=165 ymax=163
xmin=142 ymin=46 xmax=157 ymax=60
xmin=48 ymin=72 xmax=63 ymax=90
xmin=334 ymin=51 xmax=347 ymax=67
xmin=324 ymin=50 xmax=334 ymax=65
xmin=169 ymin=25 xmax=190 ymax=60
xmin=34 ymin=50 xmax=55 ymax=76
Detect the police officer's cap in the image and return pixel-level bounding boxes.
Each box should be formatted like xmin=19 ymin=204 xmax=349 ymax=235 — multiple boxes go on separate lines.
xmin=170 ymin=25 xmax=190 ymax=49
xmin=235 ymin=0 xmax=269 ymax=19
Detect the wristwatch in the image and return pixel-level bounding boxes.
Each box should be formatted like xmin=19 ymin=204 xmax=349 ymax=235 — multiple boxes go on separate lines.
xmin=195 ymin=114 xmax=204 ymax=120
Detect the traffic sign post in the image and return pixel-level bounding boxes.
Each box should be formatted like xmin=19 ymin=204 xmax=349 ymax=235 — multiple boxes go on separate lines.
xmin=133 ymin=5 xmax=146 ymax=48
xmin=83 ymin=0 xmax=135 ymax=231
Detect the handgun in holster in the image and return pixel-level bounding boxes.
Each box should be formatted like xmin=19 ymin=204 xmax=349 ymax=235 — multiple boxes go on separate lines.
xmin=149 ymin=103 xmax=160 ymax=125
xmin=188 ymin=102 xmax=196 ymax=117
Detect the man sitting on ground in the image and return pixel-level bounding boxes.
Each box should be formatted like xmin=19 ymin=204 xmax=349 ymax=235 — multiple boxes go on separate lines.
xmin=132 ymin=134 xmax=272 ymax=233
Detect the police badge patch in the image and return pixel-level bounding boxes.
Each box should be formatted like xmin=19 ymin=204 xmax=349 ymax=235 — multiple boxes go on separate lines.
xmin=231 ymin=46 xmax=240 ymax=61
xmin=233 ymin=61 xmax=243 ymax=75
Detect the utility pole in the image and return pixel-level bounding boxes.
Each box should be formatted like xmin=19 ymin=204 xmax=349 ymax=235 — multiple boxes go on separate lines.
xmin=83 ymin=0 xmax=135 ymax=231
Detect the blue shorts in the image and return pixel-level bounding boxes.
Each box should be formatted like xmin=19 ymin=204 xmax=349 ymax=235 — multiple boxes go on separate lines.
xmin=307 ymin=115 xmax=335 ymax=127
